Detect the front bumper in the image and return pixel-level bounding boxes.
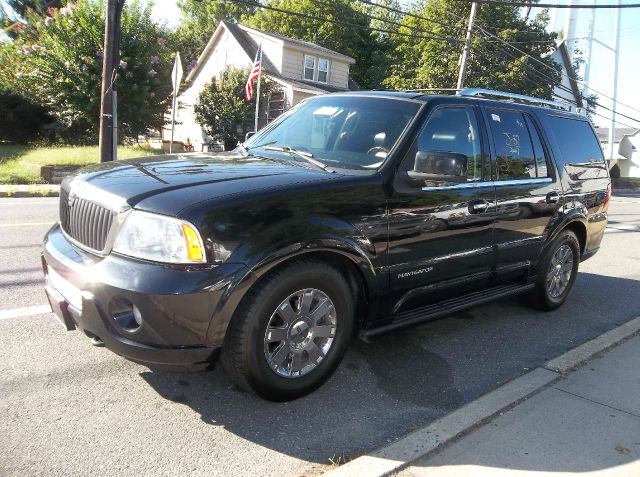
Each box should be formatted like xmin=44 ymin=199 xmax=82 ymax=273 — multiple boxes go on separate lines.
xmin=43 ymin=224 xmax=245 ymax=366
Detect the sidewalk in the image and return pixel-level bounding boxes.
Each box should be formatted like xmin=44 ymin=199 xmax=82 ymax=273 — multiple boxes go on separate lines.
xmin=399 ymin=334 xmax=640 ymax=477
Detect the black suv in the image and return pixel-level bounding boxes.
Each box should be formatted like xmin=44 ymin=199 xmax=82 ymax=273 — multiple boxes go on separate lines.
xmin=43 ymin=89 xmax=611 ymax=400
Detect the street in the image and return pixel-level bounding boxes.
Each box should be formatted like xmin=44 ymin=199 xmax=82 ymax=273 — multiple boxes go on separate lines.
xmin=1 ymin=197 xmax=640 ymax=477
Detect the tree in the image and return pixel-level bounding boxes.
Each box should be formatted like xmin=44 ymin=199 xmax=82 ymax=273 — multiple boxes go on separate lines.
xmin=0 ymin=0 xmax=174 ymax=143
xmin=194 ymin=66 xmax=270 ymax=150
xmin=384 ymin=1 xmax=562 ymax=99
xmin=172 ymin=0 xmax=256 ymax=74
xmin=241 ymin=0 xmax=387 ymax=89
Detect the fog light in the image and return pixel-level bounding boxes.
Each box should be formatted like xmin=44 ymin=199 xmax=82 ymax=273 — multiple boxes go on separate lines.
xmin=110 ymin=298 xmax=142 ymax=332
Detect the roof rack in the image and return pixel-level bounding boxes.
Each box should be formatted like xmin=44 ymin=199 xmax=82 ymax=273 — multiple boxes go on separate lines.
xmin=404 ymin=88 xmax=462 ymax=93
xmin=458 ymin=88 xmax=572 ymax=112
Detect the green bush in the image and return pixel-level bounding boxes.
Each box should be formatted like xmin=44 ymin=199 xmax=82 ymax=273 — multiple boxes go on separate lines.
xmin=194 ymin=66 xmax=270 ymax=150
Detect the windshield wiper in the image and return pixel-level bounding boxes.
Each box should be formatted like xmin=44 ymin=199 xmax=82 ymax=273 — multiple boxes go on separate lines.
xmin=237 ymin=140 xmax=278 ymax=156
xmin=263 ymin=146 xmax=335 ymax=173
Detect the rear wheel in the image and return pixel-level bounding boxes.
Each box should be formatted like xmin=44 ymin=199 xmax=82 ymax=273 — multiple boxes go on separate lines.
xmin=527 ymin=230 xmax=580 ymax=310
xmin=221 ymin=259 xmax=354 ymax=401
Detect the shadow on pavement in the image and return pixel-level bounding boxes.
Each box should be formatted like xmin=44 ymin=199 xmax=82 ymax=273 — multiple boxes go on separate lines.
xmin=140 ymin=272 xmax=640 ymax=466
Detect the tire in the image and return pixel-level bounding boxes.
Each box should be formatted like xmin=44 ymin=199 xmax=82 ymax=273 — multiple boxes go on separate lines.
xmin=221 ymin=259 xmax=355 ymax=401
xmin=527 ymin=230 xmax=580 ymax=311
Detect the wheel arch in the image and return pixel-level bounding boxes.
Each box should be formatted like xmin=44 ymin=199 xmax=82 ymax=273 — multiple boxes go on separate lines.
xmin=536 ymin=213 xmax=588 ymax=273
xmin=562 ymin=220 xmax=587 ymax=256
xmin=205 ymin=243 xmax=377 ymax=349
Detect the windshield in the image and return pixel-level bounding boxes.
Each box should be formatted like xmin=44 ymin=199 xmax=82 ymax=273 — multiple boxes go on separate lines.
xmin=244 ymin=95 xmax=421 ymax=170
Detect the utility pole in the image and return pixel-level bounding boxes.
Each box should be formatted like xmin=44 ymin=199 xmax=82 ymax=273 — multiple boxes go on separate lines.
xmin=98 ymin=0 xmax=124 ymax=163
xmin=582 ymin=0 xmax=596 ymax=94
xmin=456 ymin=2 xmax=478 ymax=90
xmin=609 ymin=0 xmax=622 ymax=161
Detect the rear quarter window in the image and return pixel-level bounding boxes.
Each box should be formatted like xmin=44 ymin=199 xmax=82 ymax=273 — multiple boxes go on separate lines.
xmin=546 ymin=116 xmax=608 ymax=180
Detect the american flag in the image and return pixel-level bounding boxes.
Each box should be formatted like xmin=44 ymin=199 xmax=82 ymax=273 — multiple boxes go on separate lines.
xmin=245 ymin=45 xmax=262 ymax=101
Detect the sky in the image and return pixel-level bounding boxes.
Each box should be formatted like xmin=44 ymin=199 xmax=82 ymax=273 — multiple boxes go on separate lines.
xmin=151 ymin=0 xmax=182 ymax=28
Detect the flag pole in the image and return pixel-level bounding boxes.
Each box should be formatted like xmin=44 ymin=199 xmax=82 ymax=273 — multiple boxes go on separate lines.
xmin=254 ymin=44 xmax=263 ymax=133
xmin=170 ymin=70 xmax=177 ymax=154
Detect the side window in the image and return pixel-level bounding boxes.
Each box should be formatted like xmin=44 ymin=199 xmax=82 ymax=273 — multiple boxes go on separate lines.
xmin=524 ymin=115 xmax=549 ymax=177
xmin=546 ymin=116 xmax=607 ymax=179
xmin=416 ymin=107 xmax=483 ymax=182
xmin=487 ymin=109 xmax=536 ymax=180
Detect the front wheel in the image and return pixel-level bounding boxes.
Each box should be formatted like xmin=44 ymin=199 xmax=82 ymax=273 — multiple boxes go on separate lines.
xmin=527 ymin=230 xmax=580 ymax=310
xmin=221 ymin=260 xmax=354 ymax=401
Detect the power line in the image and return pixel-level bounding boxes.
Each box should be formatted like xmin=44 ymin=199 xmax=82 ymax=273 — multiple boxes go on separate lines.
xmin=309 ymin=0 xmax=466 ymax=38
xmin=231 ymin=0 xmax=640 ymax=124
xmin=474 ymin=35 xmax=639 ymax=128
xmin=227 ymin=0 xmax=466 ymax=43
xmin=356 ymin=0 xmax=467 ymax=30
xmin=450 ymin=0 xmax=640 ymax=8
xmin=430 ymin=0 xmax=640 ymax=117
xmin=474 ymin=28 xmax=640 ymax=126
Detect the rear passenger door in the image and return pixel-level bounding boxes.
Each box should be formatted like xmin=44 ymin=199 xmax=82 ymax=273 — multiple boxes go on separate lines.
xmin=483 ymin=108 xmax=562 ymax=277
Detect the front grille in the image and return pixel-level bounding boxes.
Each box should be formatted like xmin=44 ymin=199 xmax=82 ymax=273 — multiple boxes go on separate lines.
xmin=59 ymin=186 xmax=115 ymax=252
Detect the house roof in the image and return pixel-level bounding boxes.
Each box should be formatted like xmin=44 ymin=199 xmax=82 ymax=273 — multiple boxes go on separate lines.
xmin=595 ymin=127 xmax=639 ymax=143
xmin=237 ymin=24 xmax=355 ymax=64
xmin=185 ymin=21 xmax=353 ymax=93
xmin=555 ymin=40 xmax=584 ymax=109
xmin=224 ymin=22 xmax=280 ymax=77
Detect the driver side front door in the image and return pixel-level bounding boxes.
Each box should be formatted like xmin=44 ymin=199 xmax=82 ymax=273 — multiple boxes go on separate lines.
xmin=386 ymin=104 xmax=497 ymax=316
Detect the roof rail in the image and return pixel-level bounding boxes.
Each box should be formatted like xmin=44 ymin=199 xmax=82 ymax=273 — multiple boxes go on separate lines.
xmin=458 ymin=88 xmax=572 ymax=112
xmin=404 ymin=88 xmax=461 ymax=94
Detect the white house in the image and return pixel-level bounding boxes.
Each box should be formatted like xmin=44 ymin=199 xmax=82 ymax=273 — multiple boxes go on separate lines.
xmin=163 ymin=21 xmax=356 ymax=151
xmin=594 ymin=127 xmax=639 ymax=177
xmin=618 ymin=129 xmax=640 ymax=177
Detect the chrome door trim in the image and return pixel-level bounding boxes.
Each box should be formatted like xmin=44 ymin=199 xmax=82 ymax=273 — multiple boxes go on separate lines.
xmin=422 ymin=177 xmax=553 ymax=192
xmin=421 ymin=180 xmax=494 ymax=192
xmin=493 ymin=177 xmax=553 ymax=187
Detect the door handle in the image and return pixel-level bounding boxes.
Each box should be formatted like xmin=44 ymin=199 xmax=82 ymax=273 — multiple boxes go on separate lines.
xmin=468 ymin=199 xmax=489 ymax=214
xmin=546 ymin=192 xmax=560 ymax=204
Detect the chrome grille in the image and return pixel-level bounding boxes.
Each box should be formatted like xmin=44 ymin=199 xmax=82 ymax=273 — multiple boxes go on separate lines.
xmin=59 ymin=186 xmax=115 ymax=252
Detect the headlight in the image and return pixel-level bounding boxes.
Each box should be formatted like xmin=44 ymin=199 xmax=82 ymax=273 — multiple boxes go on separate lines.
xmin=113 ymin=210 xmax=207 ymax=264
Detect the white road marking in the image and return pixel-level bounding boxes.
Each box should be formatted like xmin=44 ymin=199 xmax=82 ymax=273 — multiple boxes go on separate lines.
xmin=606 ymin=224 xmax=640 ymax=233
xmin=0 ymin=305 xmax=51 ymax=320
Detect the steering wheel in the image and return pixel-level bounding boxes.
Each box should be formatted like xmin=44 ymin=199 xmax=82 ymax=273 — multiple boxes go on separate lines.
xmin=367 ymin=146 xmax=390 ymax=156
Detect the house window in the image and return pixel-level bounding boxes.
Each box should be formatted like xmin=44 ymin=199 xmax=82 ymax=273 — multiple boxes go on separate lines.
xmin=304 ymin=55 xmax=315 ymax=81
xmin=303 ymin=55 xmax=331 ymax=83
xmin=317 ymin=58 xmax=329 ymax=83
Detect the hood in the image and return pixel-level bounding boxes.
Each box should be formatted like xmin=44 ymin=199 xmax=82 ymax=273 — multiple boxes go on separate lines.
xmin=65 ymin=152 xmax=339 ymax=216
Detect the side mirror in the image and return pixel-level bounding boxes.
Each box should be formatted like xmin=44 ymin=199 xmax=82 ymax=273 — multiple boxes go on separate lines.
xmin=245 ymin=131 xmax=256 ymax=141
xmin=407 ymin=151 xmax=468 ymax=185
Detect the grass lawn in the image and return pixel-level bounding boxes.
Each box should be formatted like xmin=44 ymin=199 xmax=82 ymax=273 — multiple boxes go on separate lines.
xmin=0 ymin=144 xmax=164 ymax=184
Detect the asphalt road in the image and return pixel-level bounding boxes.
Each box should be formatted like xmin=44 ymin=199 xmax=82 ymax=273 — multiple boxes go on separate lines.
xmin=1 ymin=197 xmax=640 ymax=477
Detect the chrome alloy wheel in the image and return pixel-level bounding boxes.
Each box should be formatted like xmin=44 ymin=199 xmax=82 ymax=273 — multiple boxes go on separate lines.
xmin=546 ymin=244 xmax=574 ymax=298
xmin=263 ymin=288 xmax=337 ymax=378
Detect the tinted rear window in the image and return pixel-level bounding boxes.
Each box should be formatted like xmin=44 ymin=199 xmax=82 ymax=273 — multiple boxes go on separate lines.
xmin=546 ymin=116 xmax=607 ymax=179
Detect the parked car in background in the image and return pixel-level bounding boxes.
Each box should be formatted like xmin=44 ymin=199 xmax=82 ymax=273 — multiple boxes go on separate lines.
xmin=43 ymin=89 xmax=611 ymax=400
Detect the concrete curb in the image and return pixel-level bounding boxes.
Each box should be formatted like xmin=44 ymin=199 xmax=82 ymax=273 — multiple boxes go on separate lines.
xmin=0 ymin=185 xmax=59 ymax=198
xmin=322 ymin=315 xmax=640 ymax=477
xmin=545 ymin=316 xmax=640 ymax=374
